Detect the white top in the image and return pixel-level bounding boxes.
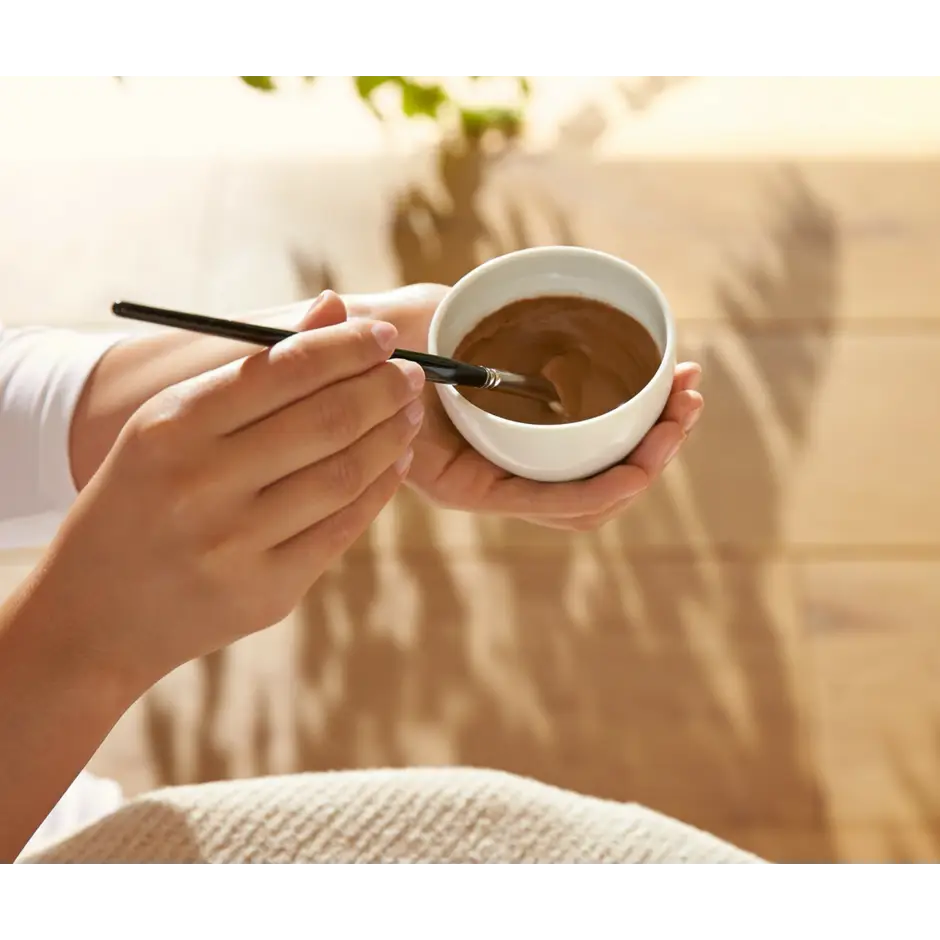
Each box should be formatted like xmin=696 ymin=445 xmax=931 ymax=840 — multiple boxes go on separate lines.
xmin=0 ymin=322 xmax=127 ymax=548
xmin=1 ymin=320 xmax=128 ymax=856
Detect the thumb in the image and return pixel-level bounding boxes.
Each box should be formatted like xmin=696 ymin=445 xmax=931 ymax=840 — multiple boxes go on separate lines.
xmin=298 ymin=290 xmax=347 ymax=331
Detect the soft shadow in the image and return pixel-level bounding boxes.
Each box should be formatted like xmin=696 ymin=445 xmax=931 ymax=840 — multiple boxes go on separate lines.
xmin=455 ymin=168 xmax=839 ymax=858
xmin=618 ymin=76 xmax=693 ymax=113
xmin=884 ymin=725 xmax=940 ymax=862
xmin=292 ymin=255 xmax=337 ymax=298
xmin=143 ymin=84 xmax=843 ymax=862
xmin=141 ymin=650 xmax=232 ymax=787
xmin=23 ymin=799 xmax=206 ymax=863
xmin=292 ymin=146 xmax=839 ymax=860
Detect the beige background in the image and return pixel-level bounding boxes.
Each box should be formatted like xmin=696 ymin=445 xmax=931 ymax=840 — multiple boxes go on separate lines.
xmin=2 ymin=77 xmax=939 ymax=862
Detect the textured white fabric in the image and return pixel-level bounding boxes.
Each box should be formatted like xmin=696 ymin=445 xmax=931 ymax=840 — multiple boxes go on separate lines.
xmin=19 ymin=771 xmax=124 ymax=858
xmin=20 ymin=768 xmax=762 ymax=864
xmin=0 ymin=321 xmax=124 ymax=548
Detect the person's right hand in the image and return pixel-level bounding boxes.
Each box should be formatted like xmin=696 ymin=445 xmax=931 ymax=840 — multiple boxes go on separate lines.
xmin=35 ymin=291 xmax=424 ymax=697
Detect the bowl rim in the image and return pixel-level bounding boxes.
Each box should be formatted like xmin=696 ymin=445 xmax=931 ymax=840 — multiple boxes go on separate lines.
xmin=428 ymin=246 xmax=677 ymax=432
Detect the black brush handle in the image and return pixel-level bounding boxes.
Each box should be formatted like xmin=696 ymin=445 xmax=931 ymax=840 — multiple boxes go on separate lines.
xmin=111 ymin=301 xmax=492 ymax=389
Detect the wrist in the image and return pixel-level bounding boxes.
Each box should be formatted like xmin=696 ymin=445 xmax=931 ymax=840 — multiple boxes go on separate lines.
xmin=1 ymin=564 xmax=144 ymax=721
xmin=0 ymin=571 xmax=134 ymax=860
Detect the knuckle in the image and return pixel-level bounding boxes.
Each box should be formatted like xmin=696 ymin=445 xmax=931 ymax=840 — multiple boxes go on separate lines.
xmin=318 ymin=502 xmax=369 ymax=558
xmin=349 ymin=319 xmax=384 ymax=362
xmin=270 ymin=331 xmax=317 ymax=374
xmin=323 ymin=509 xmax=360 ymax=553
xmin=387 ymin=411 xmax=420 ymax=450
xmin=323 ymin=450 xmax=366 ymax=501
xmin=313 ymin=390 xmax=363 ymax=445
xmin=391 ymin=408 xmax=416 ymax=441
xmin=323 ymin=473 xmax=396 ymax=551
xmin=125 ymin=404 xmax=184 ymax=471
xmin=384 ymin=360 xmax=420 ymax=403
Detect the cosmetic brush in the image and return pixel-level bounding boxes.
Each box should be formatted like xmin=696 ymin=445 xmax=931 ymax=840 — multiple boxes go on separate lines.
xmin=112 ymin=301 xmax=563 ymax=411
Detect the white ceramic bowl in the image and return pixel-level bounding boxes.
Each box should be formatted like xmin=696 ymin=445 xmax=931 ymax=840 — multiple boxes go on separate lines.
xmin=428 ymin=246 xmax=676 ymax=483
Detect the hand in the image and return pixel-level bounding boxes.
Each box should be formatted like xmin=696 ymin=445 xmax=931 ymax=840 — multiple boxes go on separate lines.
xmin=345 ymin=284 xmax=704 ymax=532
xmin=37 ymin=292 xmax=424 ymax=694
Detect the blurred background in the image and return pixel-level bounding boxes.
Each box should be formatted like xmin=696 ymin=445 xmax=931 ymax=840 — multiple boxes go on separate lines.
xmin=1 ymin=76 xmax=939 ymax=862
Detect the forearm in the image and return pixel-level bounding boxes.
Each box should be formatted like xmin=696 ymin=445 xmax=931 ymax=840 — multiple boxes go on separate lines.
xmin=0 ymin=572 xmax=136 ymax=861
xmin=69 ymin=301 xmax=309 ymax=489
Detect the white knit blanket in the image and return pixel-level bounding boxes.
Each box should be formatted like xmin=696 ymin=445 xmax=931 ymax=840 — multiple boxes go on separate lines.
xmin=20 ymin=767 xmax=761 ymax=863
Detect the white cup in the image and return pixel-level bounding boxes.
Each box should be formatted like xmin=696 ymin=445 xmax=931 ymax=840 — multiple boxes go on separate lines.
xmin=428 ymin=246 xmax=677 ymax=483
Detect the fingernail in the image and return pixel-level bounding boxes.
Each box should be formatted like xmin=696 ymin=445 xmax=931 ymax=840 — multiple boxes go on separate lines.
xmin=371 ymin=320 xmax=398 ymax=353
xmin=398 ymin=359 xmax=426 ymax=393
xmin=404 ymin=399 xmax=424 ymax=426
xmin=306 ymin=290 xmax=328 ymax=314
xmin=664 ymin=441 xmax=682 ymax=467
xmin=394 ymin=447 xmax=414 ymax=476
xmin=682 ymin=407 xmax=702 ymax=433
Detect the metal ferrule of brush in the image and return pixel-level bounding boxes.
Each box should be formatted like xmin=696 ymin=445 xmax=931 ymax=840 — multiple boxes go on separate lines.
xmin=481 ymin=367 xmax=503 ymax=390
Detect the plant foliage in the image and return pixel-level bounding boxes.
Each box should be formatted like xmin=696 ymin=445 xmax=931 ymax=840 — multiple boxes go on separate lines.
xmin=239 ymin=72 xmax=531 ymax=137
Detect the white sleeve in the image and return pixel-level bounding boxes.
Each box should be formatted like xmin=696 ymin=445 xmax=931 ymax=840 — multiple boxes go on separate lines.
xmin=0 ymin=322 xmax=126 ymax=549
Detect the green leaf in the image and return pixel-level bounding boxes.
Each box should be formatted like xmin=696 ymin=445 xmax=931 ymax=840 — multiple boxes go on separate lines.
xmin=459 ymin=106 xmax=522 ymax=139
xmin=468 ymin=75 xmax=530 ymax=97
xmin=354 ymin=76 xmax=398 ymax=99
xmin=240 ymin=76 xmax=276 ymax=92
xmin=398 ymin=79 xmax=448 ymax=119
xmin=354 ymin=77 xmax=400 ymax=118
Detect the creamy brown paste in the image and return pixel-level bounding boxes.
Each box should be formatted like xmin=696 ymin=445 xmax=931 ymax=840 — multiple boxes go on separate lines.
xmin=453 ymin=295 xmax=661 ymax=425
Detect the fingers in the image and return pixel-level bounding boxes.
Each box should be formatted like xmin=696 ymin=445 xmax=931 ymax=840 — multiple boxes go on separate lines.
xmin=481 ymin=461 xmax=648 ymax=518
xmin=178 ymin=292 xmax=400 ymax=434
xmin=661 ymin=388 xmax=704 ymax=435
xmin=271 ymin=462 xmax=405 ymax=571
xmin=298 ymin=290 xmax=348 ymax=330
xmin=485 ymin=377 xmax=704 ymax=525
xmin=249 ymin=402 xmax=423 ymax=547
xmin=229 ymin=358 xmax=426 ymax=489
xmin=528 ymin=409 xmax=686 ymax=522
xmin=673 ymin=361 xmax=701 ymax=392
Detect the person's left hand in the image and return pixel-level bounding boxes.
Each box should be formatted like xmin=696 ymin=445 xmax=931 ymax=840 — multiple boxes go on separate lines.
xmin=339 ymin=283 xmax=703 ymax=532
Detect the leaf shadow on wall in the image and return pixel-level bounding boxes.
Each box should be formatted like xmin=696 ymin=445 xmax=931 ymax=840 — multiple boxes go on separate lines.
xmin=289 ymin=143 xmax=841 ymax=860
xmin=884 ymin=723 xmax=940 ymax=862
xmin=140 ymin=84 xmax=846 ymax=862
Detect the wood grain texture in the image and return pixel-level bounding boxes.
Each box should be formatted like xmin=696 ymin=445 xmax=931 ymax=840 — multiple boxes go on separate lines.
xmin=2 ymin=81 xmax=939 ymax=861
xmin=85 ymin=552 xmax=940 ymax=862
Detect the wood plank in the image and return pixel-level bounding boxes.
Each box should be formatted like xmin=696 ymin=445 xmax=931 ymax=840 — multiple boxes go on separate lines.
xmin=87 ymin=556 xmax=940 ymax=862
xmin=797 ymin=561 xmax=940 ymax=863
xmin=723 ymin=826 xmax=940 ymax=864
xmin=478 ymin=158 xmax=940 ymax=326
xmin=88 ymin=556 xmax=823 ymax=853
